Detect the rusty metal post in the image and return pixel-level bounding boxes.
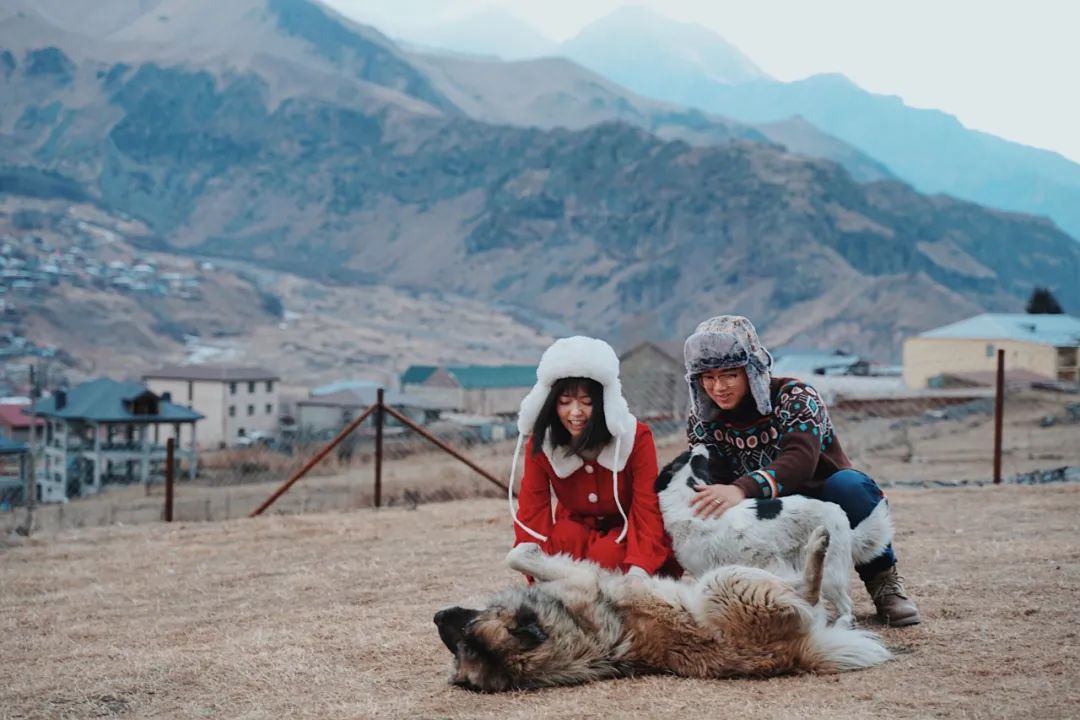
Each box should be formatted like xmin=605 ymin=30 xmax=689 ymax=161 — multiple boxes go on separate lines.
xmin=374 ymin=388 xmax=384 ymax=509
xmin=164 ymin=437 xmax=175 ymax=522
xmin=993 ymin=349 xmax=1005 ymax=484
xmin=381 ymin=404 xmax=508 ymax=492
xmin=250 ymin=403 xmax=377 ymax=517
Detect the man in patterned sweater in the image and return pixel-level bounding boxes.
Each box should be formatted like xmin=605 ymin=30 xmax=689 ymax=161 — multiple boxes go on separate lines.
xmin=682 ymin=315 xmax=921 ymax=626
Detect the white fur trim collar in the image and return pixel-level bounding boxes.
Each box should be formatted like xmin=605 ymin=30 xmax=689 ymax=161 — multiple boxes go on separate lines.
xmin=540 ymin=422 xmax=637 ymax=478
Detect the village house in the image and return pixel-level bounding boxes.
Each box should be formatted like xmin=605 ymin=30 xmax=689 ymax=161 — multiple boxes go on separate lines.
xmin=296 ymin=384 xmax=430 ymax=437
xmin=0 ymin=401 xmax=44 ymax=443
xmin=903 ymin=313 xmax=1080 ymax=389
xmin=400 ymin=365 xmax=537 ymax=416
xmin=770 ymin=348 xmax=873 ymax=378
xmin=143 ymin=365 xmax=279 ymax=448
xmin=618 ymin=341 xmax=689 ymax=421
xmin=29 ymin=379 xmax=202 ymax=502
xmin=0 ymin=436 xmax=29 ymax=510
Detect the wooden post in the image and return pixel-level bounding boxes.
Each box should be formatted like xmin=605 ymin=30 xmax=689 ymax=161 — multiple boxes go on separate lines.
xmin=164 ymin=437 xmax=175 ymax=522
xmin=993 ymin=349 xmax=1005 ymax=484
xmin=374 ymin=389 xmax=384 ymax=509
xmin=23 ymin=365 xmax=39 ymax=526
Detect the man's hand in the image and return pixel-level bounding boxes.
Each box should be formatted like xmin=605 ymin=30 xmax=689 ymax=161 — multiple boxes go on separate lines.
xmin=690 ymin=483 xmax=746 ymax=520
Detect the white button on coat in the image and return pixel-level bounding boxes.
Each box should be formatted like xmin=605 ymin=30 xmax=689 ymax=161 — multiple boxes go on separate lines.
xmin=584 ymin=465 xmax=594 ymax=474
xmin=587 ymin=492 xmax=599 ymax=503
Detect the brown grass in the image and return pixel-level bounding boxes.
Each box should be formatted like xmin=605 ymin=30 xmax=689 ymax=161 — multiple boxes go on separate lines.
xmin=2 ymin=484 xmax=1079 ymax=719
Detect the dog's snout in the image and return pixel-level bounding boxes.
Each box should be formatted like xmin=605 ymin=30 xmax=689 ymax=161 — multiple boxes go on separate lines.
xmin=434 ymin=606 xmax=478 ymax=629
xmin=435 ymin=606 xmax=480 ymax=654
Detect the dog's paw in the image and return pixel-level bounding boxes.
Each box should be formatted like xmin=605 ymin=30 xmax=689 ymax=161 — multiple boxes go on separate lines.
xmin=506 ymin=543 xmax=544 ymax=572
xmin=808 ymin=526 xmax=831 ymax=555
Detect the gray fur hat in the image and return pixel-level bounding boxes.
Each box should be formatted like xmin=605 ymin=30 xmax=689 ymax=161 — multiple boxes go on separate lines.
xmin=684 ymin=315 xmax=774 ymax=420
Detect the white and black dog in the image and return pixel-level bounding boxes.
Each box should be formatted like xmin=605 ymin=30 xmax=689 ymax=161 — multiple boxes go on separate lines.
xmin=656 ymin=445 xmax=893 ymax=627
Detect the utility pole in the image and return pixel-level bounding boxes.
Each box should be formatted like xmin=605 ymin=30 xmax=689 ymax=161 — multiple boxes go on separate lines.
xmin=18 ymin=360 xmax=43 ymax=535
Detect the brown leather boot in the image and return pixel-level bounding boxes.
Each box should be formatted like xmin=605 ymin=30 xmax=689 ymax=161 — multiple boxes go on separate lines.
xmin=865 ymin=565 xmax=922 ymax=627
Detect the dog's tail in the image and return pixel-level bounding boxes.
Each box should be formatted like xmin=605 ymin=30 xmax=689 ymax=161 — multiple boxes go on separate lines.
xmin=801 ymin=624 xmax=892 ymax=673
xmin=850 ymin=498 xmax=894 ymax=566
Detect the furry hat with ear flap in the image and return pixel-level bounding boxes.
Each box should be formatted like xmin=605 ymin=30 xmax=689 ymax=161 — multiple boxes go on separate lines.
xmin=684 ymin=315 xmax=774 ymax=420
xmin=516 ymin=336 xmax=636 ymax=438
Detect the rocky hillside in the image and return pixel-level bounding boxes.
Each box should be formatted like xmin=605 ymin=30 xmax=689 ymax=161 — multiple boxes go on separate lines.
xmin=1 ymin=0 xmax=1078 ymax=364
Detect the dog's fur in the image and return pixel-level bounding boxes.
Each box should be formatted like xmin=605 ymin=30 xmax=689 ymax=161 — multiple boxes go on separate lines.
xmin=656 ymin=445 xmax=894 ymax=626
xmin=434 ymin=532 xmax=890 ymax=691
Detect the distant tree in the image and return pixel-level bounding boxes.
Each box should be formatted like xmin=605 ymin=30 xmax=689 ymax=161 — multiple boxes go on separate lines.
xmin=1026 ymin=287 xmax=1064 ymax=314
xmin=259 ymin=290 xmax=285 ymax=319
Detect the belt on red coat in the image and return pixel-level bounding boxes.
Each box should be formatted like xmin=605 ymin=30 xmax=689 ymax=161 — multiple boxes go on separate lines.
xmin=568 ymin=513 xmax=624 ymax=532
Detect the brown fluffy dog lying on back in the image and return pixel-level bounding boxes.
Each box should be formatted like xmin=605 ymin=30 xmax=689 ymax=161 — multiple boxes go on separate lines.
xmin=434 ymin=528 xmax=890 ymax=692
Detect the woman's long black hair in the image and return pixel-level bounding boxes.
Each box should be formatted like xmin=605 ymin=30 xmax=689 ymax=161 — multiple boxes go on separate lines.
xmin=531 ymin=377 xmax=612 ymax=457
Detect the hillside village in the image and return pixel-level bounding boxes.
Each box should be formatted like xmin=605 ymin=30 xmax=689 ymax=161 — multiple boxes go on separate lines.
xmin=1 ymin=310 xmax=1077 ymax=510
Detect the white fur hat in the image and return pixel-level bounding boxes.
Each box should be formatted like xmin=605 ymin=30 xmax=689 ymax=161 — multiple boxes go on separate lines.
xmin=516 ymin=336 xmax=636 ymax=437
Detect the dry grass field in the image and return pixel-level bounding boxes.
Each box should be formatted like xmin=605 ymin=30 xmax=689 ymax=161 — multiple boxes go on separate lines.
xmin=2 ymin=483 xmax=1079 ymax=720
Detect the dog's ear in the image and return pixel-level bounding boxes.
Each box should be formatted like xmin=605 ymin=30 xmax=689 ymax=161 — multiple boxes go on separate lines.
xmin=510 ymin=607 xmax=547 ymax=649
xmin=706 ymin=445 xmax=728 ymax=482
xmin=689 ymin=450 xmax=710 ymax=484
xmin=655 ymin=449 xmax=692 ymax=493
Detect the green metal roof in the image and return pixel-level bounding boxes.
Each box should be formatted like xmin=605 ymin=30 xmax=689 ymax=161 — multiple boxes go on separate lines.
xmin=29 ymin=378 xmax=203 ymax=423
xmin=400 ymin=366 xmax=438 ymax=385
xmin=401 ymin=364 xmax=538 ymax=390
xmin=447 ymin=365 xmax=537 ymax=389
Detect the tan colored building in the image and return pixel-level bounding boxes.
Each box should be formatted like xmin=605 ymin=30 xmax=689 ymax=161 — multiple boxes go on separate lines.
xmin=400 ymin=365 xmax=536 ymax=416
xmin=619 ymin=341 xmax=689 ymax=421
xmin=143 ymin=365 xmax=280 ymax=448
xmin=902 ymin=313 xmax=1080 ymax=389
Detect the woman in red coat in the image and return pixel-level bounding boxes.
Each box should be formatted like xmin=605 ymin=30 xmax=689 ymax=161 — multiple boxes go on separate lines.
xmin=508 ymin=336 xmax=674 ymax=578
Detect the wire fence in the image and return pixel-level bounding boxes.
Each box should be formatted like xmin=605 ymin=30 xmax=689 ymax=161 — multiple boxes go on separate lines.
xmin=4 ymin=374 xmax=1078 ymax=536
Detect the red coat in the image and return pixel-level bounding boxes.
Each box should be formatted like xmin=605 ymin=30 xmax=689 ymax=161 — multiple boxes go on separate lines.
xmin=513 ymin=421 xmax=672 ymax=574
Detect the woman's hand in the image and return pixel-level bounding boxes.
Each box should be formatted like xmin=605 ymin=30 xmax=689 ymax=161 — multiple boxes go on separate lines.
xmin=690 ymin=483 xmax=746 ymax=520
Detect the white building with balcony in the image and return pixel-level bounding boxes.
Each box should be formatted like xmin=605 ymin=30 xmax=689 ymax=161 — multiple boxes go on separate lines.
xmin=29 ymin=379 xmax=202 ymax=501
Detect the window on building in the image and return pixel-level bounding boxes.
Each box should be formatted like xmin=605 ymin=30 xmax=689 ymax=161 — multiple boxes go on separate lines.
xmin=238 ymin=428 xmax=245 ymax=437
xmin=247 ymin=404 xmax=255 ymax=416
xmin=985 ymin=344 xmax=995 ymax=357
xmin=228 ymin=405 xmax=236 ymax=418
xmin=229 ymin=382 xmax=237 ymax=395
xmin=265 ymin=403 xmax=273 ymax=415
xmin=266 ymin=380 xmax=274 ymax=393
xmin=248 ymin=381 xmax=256 ymax=393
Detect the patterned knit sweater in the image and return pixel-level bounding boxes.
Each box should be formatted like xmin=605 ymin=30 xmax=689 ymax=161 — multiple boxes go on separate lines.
xmin=686 ymin=377 xmax=852 ymax=498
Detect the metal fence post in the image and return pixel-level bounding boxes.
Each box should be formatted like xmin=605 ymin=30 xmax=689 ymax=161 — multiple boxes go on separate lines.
xmin=374 ymin=388 xmax=384 ymax=509
xmin=993 ymin=349 xmax=1005 ymax=484
xmin=164 ymin=437 xmax=175 ymax=522
xmin=249 ymin=403 xmax=377 ymax=517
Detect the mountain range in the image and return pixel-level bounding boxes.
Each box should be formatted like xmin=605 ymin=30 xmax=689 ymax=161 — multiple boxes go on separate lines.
xmin=392 ymin=5 xmax=1080 ymax=242
xmin=1 ymin=0 xmax=1078 ymax=368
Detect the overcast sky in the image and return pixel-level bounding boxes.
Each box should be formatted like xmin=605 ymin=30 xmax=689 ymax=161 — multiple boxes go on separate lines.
xmin=324 ymin=0 xmax=1080 ymax=164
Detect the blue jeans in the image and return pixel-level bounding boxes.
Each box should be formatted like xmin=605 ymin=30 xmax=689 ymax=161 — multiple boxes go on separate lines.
xmin=810 ymin=469 xmax=897 ymax=582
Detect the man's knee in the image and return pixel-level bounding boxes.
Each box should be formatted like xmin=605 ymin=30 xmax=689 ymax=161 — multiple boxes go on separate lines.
xmin=820 ymin=469 xmax=885 ymax=526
